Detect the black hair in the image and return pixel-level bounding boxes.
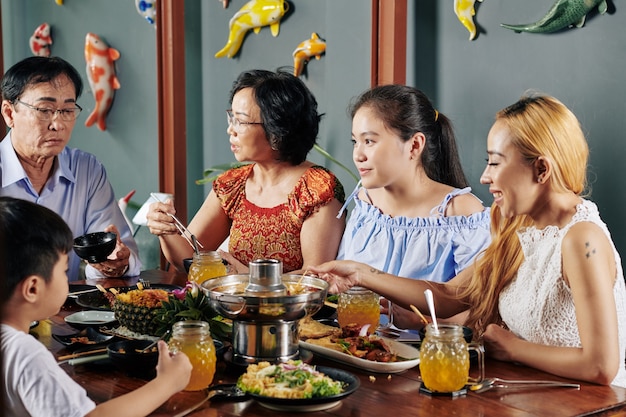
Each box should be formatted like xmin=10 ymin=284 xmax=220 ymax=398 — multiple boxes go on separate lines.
xmin=229 ymin=68 xmax=322 ymax=165
xmin=0 ymin=197 xmax=73 ymax=304
xmin=0 ymin=56 xmax=83 ymax=102
xmin=349 ymin=84 xmax=468 ymax=188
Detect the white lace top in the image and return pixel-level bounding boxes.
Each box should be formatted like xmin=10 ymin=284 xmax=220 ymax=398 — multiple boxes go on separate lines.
xmin=499 ymin=199 xmax=626 ymax=387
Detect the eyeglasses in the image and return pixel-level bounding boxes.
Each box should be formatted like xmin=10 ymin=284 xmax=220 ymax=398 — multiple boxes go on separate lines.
xmin=226 ymin=109 xmax=263 ymax=131
xmin=14 ymin=99 xmax=82 ymax=122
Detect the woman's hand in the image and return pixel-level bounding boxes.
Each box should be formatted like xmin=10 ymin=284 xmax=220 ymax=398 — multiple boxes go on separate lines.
xmin=308 ymin=260 xmax=364 ymax=293
xmin=93 ymin=224 xmax=130 ymax=277
xmin=146 ymin=200 xmax=178 ymax=237
xmin=482 ymin=323 xmax=518 ymax=362
xmin=218 ymin=250 xmax=247 ymax=274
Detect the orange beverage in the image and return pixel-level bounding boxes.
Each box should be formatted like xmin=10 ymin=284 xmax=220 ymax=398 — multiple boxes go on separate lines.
xmin=419 ymin=324 xmax=484 ymax=393
xmin=188 ymin=251 xmax=228 ymax=285
xmin=168 ymin=321 xmax=216 ymax=391
xmin=337 ymin=287 xmax=380 ymax=334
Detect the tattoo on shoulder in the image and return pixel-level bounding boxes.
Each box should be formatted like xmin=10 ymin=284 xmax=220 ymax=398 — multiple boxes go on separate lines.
xmin=584 ymin=241 xmax=597 ymax=258
xmin=369 ymin=267 xmax=384 ymax=275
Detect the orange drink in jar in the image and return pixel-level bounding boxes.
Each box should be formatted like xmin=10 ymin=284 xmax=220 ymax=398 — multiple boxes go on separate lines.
xmin=188 ymin=251 xmax=227 ymax=285
xmin=337 ymin=287 xmax=380 ymax=334
xmin=168 ymin=321 xmax=216 ymax=391
xmin=419 ymin=324 xmax=484 ymax=393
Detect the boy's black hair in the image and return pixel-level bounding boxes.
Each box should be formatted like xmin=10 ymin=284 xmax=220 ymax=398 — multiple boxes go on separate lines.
xmin=0 ymin=197 xmax=73 ymax=304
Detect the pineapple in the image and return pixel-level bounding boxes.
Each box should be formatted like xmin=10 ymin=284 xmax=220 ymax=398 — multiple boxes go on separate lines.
xmin=112 ymin=289 xmax=169 ymax=336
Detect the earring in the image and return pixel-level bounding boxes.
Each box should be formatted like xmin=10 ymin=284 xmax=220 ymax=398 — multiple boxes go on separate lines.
xmin=537 ymin=176 xmax=543 ymax=183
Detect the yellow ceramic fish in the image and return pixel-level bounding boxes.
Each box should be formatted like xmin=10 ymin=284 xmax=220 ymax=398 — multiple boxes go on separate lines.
xmin=292 ymin=33 xmax=326 ymax=77
xmin=215 ymin=0 xmax=289 ymax=59
xmin=454 ymin=0 xmax=483 ymax=41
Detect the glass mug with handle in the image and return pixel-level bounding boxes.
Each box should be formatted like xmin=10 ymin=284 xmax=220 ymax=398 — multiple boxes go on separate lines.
xmin=419 ymin=323 xmax=484 ymax=393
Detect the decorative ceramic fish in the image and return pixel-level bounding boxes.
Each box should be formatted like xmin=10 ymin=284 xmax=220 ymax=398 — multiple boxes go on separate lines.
xmin=292 ymin=33 xmax=326 ymax=77
xmin=501 ymin=0 xmax=608 ymax=33
xmin=454 ymin=0 xmax=483 ymax=41
xmin=118 ymin=189 xmax=136 ymax=232
xmin=29 ymin=23 xmax=52 ymax=57
xmin=215 ymin=0 xmax=289 ymax=59
xmin=84 ymin=33 xmax=121 ymax=132
xmin=135 ymin=0 xmax=157 ymax=25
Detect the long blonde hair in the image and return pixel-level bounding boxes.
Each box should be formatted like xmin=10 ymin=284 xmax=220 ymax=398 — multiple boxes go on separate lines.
xmin=462 ymin=93 xmax=589 ymax=335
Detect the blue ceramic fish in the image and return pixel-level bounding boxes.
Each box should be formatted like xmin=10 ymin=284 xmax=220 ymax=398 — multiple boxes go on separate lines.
xmin=501 ymin=0 xmax=608 ymax=33
xmin=135 ymin=0 xmax=157 ymax=25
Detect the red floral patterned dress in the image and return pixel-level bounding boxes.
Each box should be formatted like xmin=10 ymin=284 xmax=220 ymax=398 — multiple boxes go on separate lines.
xmin=213 ymin=164 xmax=345 ymax=272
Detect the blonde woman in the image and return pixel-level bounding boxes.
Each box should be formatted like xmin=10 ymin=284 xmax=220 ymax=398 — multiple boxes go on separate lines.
xmin=310 ymin=93 xmax=626 ymax=387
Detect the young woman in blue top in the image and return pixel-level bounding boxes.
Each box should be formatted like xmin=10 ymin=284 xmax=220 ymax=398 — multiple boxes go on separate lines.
xmin=337 ymin=85 xmax=490 ymax=329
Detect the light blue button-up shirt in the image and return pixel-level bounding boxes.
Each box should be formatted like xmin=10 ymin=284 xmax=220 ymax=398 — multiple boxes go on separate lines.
xmin=0 ymin=133 xmax=141 ymax=280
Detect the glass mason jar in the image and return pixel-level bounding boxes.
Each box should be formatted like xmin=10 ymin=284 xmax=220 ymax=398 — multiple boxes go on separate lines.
xmin=188 ymin=251 xmax=227 ymax=285
xmin=419 ymin=324 xmax=484 ymax=393
xmin=168 ymin=320 xmax=217 ymax=391
xmin=337 ymin=287 xmax=380 ymax=334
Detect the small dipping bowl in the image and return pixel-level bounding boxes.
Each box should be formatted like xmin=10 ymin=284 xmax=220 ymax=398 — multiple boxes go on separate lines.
xmin=183 ymin=257 xmax=193 ymax=273
xmin=73 ymin=232 xmax=116 ymax=263
xmin=108 ymin=340 xmax=159 ymax=379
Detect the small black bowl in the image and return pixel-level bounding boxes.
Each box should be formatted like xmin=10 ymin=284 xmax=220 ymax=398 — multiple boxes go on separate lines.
xmin=107 ymin=339 xmax=159 ymax=379
xmin=183 ymin=258 xmax=193 ymax=273
xmin=73 ymin=232 xmax=117 ymax=263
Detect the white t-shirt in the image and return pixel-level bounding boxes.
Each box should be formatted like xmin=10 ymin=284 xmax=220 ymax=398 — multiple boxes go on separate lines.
xmin=1 ymin=324 xmax=96 ymax=417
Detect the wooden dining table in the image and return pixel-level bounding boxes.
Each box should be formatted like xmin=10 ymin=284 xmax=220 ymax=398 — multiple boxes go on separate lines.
xmin=33 ymin=268 xmax=626 ymax=417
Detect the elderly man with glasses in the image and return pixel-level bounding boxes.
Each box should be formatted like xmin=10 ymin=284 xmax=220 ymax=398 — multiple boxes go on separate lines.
xmin=0 ymin=56 xmax=140 ymax=280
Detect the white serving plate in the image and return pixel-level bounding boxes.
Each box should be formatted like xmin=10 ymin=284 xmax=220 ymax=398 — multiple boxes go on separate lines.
xmin=65 ymin=311 xmax=116 ymax=326
xmin=299 ymin=336 xmax=420 ymax=374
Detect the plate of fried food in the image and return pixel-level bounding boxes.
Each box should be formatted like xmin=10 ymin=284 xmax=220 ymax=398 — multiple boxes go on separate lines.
xmin=298 ymin=318 xmax=420 ymax=373
xmin=52 ymin=327 xmax=114 ymax=350
xmin=237 ymin=360 xmax=359 ymax=412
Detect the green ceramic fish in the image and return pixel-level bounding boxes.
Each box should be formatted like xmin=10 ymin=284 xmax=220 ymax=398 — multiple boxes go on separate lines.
xmin=501 ymin=0 xmax=607 ymax=33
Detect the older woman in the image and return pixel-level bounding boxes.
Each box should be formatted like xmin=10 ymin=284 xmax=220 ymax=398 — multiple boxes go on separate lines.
xmin=310 ymin=93 xmax=626 ymax=387
xmin=147 ymin=69 xmax=345 ymax=273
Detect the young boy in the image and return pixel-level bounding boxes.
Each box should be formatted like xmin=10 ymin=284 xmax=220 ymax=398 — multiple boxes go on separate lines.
xmin=1 ymin=196 xmax=192 ymax=417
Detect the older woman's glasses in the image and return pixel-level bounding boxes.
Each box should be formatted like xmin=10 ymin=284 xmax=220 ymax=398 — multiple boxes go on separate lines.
xmin=226 ymin=109 xmax=263 ymax=131
xmin=14 ymin=99 xmax=82 ymax=122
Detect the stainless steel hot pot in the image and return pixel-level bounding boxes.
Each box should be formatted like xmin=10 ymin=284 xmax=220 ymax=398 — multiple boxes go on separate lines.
xmin=201 ymin=259 xmax=328 ymax=365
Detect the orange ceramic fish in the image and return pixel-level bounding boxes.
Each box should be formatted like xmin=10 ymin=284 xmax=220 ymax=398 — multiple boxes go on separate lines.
xmin=292 ymin=33 xmax=326 ymax=77
xmin=84 ymin=33 xmax=120 ymax=132
xmin=29 ymin=23 xmax=52 ymax=57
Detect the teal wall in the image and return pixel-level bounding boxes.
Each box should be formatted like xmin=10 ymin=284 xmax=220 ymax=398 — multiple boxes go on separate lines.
xmin=408 ymin=1 xmax=626 ymax=259
xmin=195 ymin=0 xmax=370 ymax=199
xmin=5 ymin=0 xmax=626 ymax=262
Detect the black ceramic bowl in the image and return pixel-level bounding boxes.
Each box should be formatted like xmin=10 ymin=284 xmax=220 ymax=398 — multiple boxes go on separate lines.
xmin=73 ymin=232 xmax=117 ymax=263
xmin=183 ymin=258 xmax=193 ymax=273
xmin=107 ymin=339 xmax=159 ymax=379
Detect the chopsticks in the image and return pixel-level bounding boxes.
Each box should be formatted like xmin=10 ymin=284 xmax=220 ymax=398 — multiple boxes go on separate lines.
xmin=58 ymin=348 xmax=108 ymax=362
xmin=410 ymin=304 xmax=430 ymax=326
xmin=150 ymin=193 xmax=204 ymax=252
xmin=67 ymin=288 xmax=99 ymax=297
